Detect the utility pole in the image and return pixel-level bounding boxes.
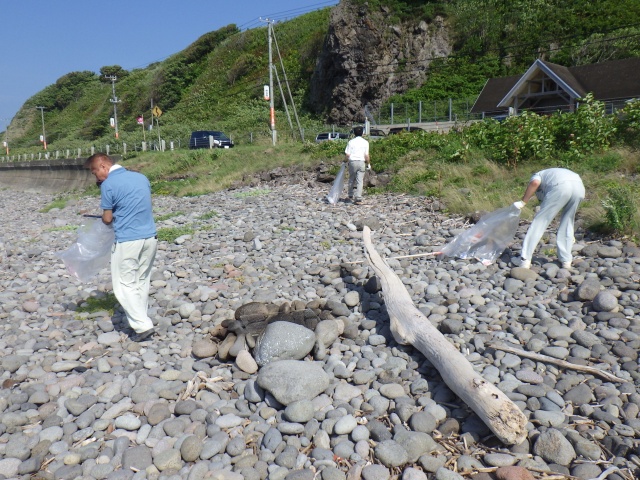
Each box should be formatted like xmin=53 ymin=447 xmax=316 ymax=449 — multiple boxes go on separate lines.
xmin=272 ymin=27 xmax=304 ymax=141
xmin=105 ymin=75 xmax=121 ymax=139
xmin=261 ymin=18 xmax=276 ymax=146
xmin=35 ymin=106 xmax=47 ymax=150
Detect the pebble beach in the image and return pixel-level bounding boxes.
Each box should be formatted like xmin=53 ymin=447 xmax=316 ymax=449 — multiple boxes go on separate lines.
xmin=0 ymin=182 xmax=639 ymax=480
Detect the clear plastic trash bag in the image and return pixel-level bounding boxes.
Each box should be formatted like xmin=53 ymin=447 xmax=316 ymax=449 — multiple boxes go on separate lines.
xmin=326 ymin=164 xmax=346 ymax=204
xmin=439 ymin=204 xmax=522 ymax=265
xmin=57 ymin=219 xmax=114 ymax=282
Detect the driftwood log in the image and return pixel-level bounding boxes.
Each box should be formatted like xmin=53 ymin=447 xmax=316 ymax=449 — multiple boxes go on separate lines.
xmin=362 ymin=226 xmax=528 ymax=445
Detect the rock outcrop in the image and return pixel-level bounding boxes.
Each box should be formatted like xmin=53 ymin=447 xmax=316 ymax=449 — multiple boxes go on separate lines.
xmin=309 ymin=1 xmax=453 ymax=124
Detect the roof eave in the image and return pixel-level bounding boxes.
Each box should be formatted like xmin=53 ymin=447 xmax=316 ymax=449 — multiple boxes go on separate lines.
xmin=497 ymin=59 xmax=582 ymax=108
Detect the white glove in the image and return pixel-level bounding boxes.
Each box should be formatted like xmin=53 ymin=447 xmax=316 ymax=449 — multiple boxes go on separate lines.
xmin=513 ymin=201 xmax=526 ymax=210
xmin=366 ymin=164 xmax=371 ymax=171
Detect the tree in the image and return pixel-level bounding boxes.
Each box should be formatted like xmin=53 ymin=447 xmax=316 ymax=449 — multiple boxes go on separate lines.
xmin=99 ymin=65 xmax=129 ymax=82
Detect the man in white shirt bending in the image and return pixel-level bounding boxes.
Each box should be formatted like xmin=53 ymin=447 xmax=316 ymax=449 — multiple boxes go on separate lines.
xmin=344 ymin=126 xmax=371 ymax=204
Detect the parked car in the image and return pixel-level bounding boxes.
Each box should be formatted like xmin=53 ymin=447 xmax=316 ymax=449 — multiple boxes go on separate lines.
xmin=388 ymin=126 xmax=425 ymax=135
xmin=349 ymin=127 xmax=387 ymax=140
xmin=368 ymin=128 xmax=387 ymax=139
xmin=189 ymin=130 xmax=234 ymax=149
xmin=315 ymin=132 xmax=350 ymax=143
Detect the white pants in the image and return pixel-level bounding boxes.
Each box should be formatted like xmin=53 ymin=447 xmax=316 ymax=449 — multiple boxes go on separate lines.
xmin=521 ymin=180 xmax=585 ymax=263
xmin=348 ymin=160 xmax=366 ymax=200
xmin=111 ymin=237 xmax=157 ymax=333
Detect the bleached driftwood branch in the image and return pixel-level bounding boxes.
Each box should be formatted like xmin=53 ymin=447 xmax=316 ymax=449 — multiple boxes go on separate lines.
xmin=362 ymin=226 xmax=528 ymax=445
xmin=490 ymin=343 xmax=625 ymax=383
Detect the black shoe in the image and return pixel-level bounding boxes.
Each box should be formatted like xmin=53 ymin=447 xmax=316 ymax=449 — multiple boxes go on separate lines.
xmin=130 ymin=328 xmax=156 ymax=343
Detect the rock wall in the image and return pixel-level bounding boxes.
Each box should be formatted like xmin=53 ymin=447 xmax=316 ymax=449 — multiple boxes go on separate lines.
xmin=309 ymin=1 xmax=453 ymax=124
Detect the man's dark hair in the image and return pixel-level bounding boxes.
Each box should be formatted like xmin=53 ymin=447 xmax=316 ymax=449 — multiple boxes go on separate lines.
xmin=353 ymin=126 xmax=364 ymax=137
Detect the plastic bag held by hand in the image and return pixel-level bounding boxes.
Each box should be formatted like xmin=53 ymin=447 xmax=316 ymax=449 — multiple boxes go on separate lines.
xmin=57 ymin=219 xmax=115 ymax=282
xmin=439 ymin=204 xmax=522 ymax=265
xmin=326 ymin=164 xmax=346 ymax=204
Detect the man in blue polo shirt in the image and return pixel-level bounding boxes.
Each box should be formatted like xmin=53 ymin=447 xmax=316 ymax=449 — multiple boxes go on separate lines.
xmin=86 ymin=153 xmax=158 ymax=342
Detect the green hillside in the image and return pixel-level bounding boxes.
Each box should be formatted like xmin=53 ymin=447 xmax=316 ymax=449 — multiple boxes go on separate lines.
xmin=5 ymin=0 xmax=640 ymax=150
xmin=8 ymin=10 xmax=329 ymax=149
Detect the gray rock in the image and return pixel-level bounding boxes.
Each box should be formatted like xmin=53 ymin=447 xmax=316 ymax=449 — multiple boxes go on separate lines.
xmin=533 ymin=428 xmax=576 ymax=465
xmin=181 ymin=435 xmax=203 ymax=462
xmin=592 ymin=291 xmax=618 ymax=312
xmin=192 ymin=339 xmax=218 ymax=358
xmin=434 ymin=468 xmax=465 ymax=480
xmin=575 ymin=279 xmax=601 ymax=301
xmin=254 ymin=321 xmax=316 ymax=366
xmin=284 ymin=400 xmax=315 ymax=423
xmin=257 ymin=360 xmax=330 ymax=405
xmin=374 ymin=440 xmax=409 ymax=467
xmin=153 ymin=448 xmax=183 ymax=471
xmin=122 ymin=445 xmax=152 ymax=472
xmin=362 ymin=464 xmax=390 ymax=480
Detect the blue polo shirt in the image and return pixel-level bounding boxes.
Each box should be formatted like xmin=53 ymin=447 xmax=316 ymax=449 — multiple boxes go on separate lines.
xmin=100 ymin=167 xmax=156 ymax=243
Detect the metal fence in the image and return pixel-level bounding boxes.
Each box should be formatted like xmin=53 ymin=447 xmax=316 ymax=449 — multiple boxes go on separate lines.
xmin=368 ymin=97 xmax=482 ymax=125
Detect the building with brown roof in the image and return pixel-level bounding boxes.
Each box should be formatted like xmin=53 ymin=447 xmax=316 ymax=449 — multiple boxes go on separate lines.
xmin=471 ymin=57 xmax=640 ymax=118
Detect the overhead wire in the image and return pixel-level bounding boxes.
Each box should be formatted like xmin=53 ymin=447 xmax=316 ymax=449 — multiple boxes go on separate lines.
xmin=126 ymin=1 xmax=338 ymax=70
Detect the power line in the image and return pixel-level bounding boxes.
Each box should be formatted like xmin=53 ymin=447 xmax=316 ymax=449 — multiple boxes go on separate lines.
xmin=126 ymin=2 xmax=338 ymax=71
xmin=238 ymin=1 xmax=337 ymax=30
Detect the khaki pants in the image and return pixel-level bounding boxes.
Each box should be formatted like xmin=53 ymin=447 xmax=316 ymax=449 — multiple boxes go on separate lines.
xmin=348 ymin=160 xmax=366 ymax=201
xmin=111 ymin=237 xmax=157 ymax=333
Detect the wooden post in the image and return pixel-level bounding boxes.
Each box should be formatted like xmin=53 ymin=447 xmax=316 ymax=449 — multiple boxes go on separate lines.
xmin=362 ymin=226 xmax=528 ymax=445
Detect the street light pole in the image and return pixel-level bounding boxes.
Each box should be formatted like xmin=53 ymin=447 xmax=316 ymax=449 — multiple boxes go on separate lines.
xmin=36 ymin=106 xmax=47 ymax=150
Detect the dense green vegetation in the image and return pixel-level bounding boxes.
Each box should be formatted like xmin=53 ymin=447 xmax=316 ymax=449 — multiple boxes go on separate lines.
xmin=374 ymin=0 xmax=640 ymax=107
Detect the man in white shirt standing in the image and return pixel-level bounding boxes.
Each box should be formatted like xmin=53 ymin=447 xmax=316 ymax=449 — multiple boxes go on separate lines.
xmin=344 ymin=126 xmax=371 ymax=204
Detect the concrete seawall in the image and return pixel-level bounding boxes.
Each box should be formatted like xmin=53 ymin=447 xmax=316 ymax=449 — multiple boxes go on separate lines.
xmin=0 ymin=157 xmax=120 ymax=193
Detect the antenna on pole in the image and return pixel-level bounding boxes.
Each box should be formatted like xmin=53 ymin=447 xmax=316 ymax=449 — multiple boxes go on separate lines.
xmin=105 ymin=75 xmax=121 ymax=139
xmin=260 ymin=18 xmax=277 ymax=146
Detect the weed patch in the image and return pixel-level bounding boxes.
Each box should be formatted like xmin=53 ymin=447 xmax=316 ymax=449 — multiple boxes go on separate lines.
xmin=40 ymin=198 xmax=68 ymax=213
xmin=77 ymin=293 xmax=118 ymax=315
xmin=157 ymin=226 xmax=196 ymax=243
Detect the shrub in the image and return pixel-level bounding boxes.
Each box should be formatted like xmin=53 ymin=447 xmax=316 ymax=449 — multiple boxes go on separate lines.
xmin=617 ymin=98 xmax=640 ymax=147
xmin=602 ymin=185 xmax=636 ymax=235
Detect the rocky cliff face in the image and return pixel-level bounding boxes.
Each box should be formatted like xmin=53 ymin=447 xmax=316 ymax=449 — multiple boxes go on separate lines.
xmin=309 ymin=1 xmax=453 ymax=124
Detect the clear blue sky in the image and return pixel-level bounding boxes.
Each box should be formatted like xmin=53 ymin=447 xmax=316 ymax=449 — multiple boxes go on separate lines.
xmin=0 ymin=0 xmax=338 ymax=128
